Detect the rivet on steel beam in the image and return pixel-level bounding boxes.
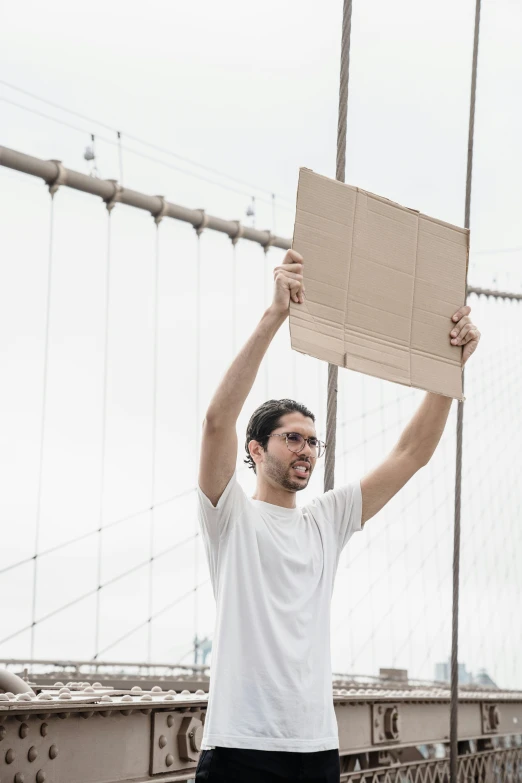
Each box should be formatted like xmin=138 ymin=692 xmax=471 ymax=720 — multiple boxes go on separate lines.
xmin=80 ymin=712 xmax=94 ymax=720
xmin=54 ymin=682 xmax=64 ymax=687
xmin=14 ymin=772 xmax=24 ymax=783
xmin=46 ymin=161 xmax=66 ymax=197
xmin=19 ymin=723 xmax=29 ymax=739
xmin=40 ymin=723 xmax=48 ymax=737
xmin=151 ymin=686 xmax=162 ymax=693
xmin=49 ymin=745 xmax=58 ymax=760
xmin=36 ymin=770 xmax=46 ymax=783
xmin=167 ymin=715 xmax=174 ymax=728
xmin=131 ymin=686 xmax=142 ymax=693
xmin=28 ymin=746 xmax=38 ymax=762
xmin=92 ymin=682 xmax=102 ymax=688
xmin=104 ymin=180 xmax=122 ymax=213
xmin=158 ymin=735 xmax=167 ymax=749
xmin=195 ymin=210 xmax=209 ymax=236
xmin=152 ymin=196 xmax=168 ymax=225
xmin=0 ymin=725 xmax=6 ymax=740
xmin=165 ymin=754 xmax=174 ymax=767
xmin=5 ymin=748 xmax=15 ymax=764
xmin=57 ymin=712 xmax=70 ymax=720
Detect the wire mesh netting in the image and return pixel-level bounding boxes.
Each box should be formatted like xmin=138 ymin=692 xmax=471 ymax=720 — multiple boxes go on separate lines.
xmin=0 ymin=167 xmax=521 ymax=692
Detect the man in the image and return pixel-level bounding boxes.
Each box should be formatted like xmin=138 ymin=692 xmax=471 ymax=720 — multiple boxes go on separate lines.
xmin=195 ymin=249 xmax=480 ymax=782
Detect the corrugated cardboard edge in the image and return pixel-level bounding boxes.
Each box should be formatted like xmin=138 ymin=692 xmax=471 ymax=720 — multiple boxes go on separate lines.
xmin=290 ymin=168 xmax=469 ymax=402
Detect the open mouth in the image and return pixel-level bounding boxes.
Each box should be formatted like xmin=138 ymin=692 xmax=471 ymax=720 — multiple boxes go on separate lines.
xmin=292 ymin=464 xmax=310 ymax=478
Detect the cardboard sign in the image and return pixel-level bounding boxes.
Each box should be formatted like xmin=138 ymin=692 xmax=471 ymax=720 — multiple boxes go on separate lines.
xmin=290 ymin=168 xmax=469 ymax=400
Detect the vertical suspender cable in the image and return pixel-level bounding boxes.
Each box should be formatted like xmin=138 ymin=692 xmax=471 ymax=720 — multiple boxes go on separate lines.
xmin=30 ymin=196 xmax=56 ymax=659
xmin=450 ymin=2 xmax=481 ymax=781
xmin=94 ymin=211 xmax=113 ymax=658
xmin=147 ymin=226 xmax=161 ymax=662
xmin=325 ymin=0 xmax=353 ymax=493
xmin=193 ymin=238 xmax=201 ymax=667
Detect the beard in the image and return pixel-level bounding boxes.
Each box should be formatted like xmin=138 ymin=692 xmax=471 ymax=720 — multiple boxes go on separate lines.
xmin=262 ymin=451 xmax=311 ymax=491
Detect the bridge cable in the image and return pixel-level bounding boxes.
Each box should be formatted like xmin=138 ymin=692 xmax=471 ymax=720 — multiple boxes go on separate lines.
xmin=325 ymin=0 xmax=353 ymax=493
xmin=94 ymin=208 xmax=113 ymax=659
xmin=451 ymin=1 xmax=482 ymax=780
xmin=29 ymin=191 xmax=56 ymax=658
xmin=147 ymin=220 xmax=161 ymax=662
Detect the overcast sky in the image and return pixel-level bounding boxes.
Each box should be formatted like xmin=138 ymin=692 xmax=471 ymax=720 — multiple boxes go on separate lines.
xmin=1 ymin=0 xmax=521 ymax=689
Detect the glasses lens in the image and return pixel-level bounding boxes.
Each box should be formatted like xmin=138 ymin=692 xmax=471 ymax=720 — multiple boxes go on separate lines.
xmin=286 ymin=433 xmax=305 ymax=452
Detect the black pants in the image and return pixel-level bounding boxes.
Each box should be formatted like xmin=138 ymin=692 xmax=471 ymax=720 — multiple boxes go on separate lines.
xmin=194 ymin=746 xmax=340 ymax=782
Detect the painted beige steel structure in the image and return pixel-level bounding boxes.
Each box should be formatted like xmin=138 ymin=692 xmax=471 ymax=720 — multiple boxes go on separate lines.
xmin=1 ymin=683 xmax=521 ymax=782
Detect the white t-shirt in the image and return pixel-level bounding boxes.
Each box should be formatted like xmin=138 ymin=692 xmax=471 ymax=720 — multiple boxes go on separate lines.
xmin=197 ymin=471 xmax=362 ymax=753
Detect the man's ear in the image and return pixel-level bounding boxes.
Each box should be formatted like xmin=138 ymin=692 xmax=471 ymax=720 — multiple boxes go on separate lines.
xmin=248 ymin=439 xmax=264 ymax=467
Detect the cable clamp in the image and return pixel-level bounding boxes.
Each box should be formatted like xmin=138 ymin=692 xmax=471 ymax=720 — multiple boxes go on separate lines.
xmin=262 ymin=231 xmax=275 ymax=254
xmin=195 ymin=210 xmax=209 ymax=236
xmin=152 ymin=195 xmax=168 ymax=225
xmin=104 ymin=179 xmax=123 ymax=213
xmin=46 ymin=160 xmax=67 ymax=197
xmin=230 ymin=221 xmax=243 ymax=246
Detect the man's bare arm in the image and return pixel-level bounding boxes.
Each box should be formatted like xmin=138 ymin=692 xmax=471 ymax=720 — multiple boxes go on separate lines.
xmin=360 ymin=304 xmax=482 ymax=525
xmin=199 ymin=250 xmax=305 ymax=507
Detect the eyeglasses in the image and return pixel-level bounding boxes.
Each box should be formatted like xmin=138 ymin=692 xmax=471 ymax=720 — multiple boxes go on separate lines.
xmin=268 ymin=432 xmax=327 ymax=458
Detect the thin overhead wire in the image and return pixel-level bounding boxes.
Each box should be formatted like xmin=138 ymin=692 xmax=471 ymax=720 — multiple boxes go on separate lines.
xmin=0 ymin=80 xmax=294 ymax=205
xmin=0 ymin=97 xmax=294 ymax=211
xmin=0 ymin=532 xmax=199 ymax=649
xmin=94 ymin=578 xmax=210 ymax=660
xmin=0 ymin=485 xmax=197 ymax=579
xmin=30 ymin=195 xmax=56 ymax=660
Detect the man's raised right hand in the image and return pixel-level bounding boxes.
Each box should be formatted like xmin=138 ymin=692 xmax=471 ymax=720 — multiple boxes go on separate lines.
xmin=270 ymin=249 xmax=305 ymax=317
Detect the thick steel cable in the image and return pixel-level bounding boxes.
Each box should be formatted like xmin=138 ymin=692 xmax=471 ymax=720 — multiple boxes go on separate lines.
xmin=451 ymin=2 xmax=482 ymax=781
xmin=325 ymin=0 xmax=353 ymax=493
xmin=94 ymin=211 xmax=112 ymax=659
xmin=29 ymin=196 xmax=55 ymax=659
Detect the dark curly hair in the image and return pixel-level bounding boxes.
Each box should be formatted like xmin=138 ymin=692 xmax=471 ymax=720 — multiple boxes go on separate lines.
xmin=244 ymin=399 xmax=316 ymax=474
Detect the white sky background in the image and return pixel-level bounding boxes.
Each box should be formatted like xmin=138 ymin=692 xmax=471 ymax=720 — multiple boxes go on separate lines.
xmin=0 ymin=0 xmax=521 ymax=687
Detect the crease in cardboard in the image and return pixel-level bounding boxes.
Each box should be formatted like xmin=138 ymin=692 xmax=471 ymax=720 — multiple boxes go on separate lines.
xmin=290 ymin=168 xmax=469 ymax=401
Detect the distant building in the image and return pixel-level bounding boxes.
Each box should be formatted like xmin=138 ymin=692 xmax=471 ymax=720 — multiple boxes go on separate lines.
xmin=474 ymin=668 xmax=498 ymax=688
xmin=434 ymin=660 xmax=497 ymax=688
